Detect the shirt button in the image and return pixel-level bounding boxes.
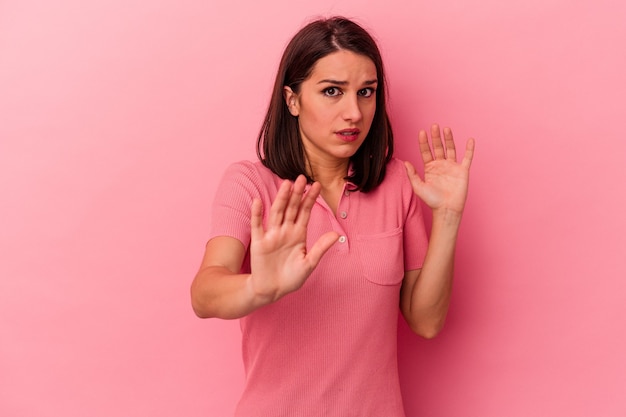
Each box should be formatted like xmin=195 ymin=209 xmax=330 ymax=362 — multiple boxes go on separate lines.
xmin=338 ymin=235 xmax=347 ymax=243
xmin=340 ymin=211 xmax=347 ymax=219
xmin=344 ymin=190 xmax=350 ymax=196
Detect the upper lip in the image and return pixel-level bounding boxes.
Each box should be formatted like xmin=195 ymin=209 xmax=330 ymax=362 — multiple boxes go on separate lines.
xmin=337 ymin=128 xmax=360 ymax=134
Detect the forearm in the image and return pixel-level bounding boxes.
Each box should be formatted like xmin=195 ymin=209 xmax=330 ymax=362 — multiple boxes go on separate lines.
xmin=190 ymin=266 xmax=269 ymax=320
xmin=404 ymin=209 xmax=462 ymax=337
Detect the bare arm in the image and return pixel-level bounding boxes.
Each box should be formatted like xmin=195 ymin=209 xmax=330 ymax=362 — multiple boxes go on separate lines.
xmin=401 ymin=124 xmax=474 ymax=338
xmin=191 ymin=236 xmax=258 ymax=319
xmin=191 ymin=175 xmax=339 ymax=319
xmin=400 ymin=210 xmax=461 ymax=338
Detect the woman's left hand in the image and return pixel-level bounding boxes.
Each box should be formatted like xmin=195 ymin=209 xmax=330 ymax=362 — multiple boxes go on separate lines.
xmin=404 ymin=124 xmax=475 ymax=215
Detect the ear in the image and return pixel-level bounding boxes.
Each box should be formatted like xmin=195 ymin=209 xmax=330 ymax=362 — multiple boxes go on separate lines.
xmin=283 ymin=86 xmax=299 ymax=117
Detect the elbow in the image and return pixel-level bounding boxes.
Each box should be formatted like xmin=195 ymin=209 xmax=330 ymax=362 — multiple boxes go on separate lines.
xmin=191 ymin=298 xmax=212 ymax=319
xmin=190 ymin=288 xmax=215 ymax=319
xmin=190 ymin=289 xmax=241 ymax=320
xmin=415 ymin=325 xmax=443 ymax=340
xmin=192 ymin=306 xmax=212 ymax=319
xmin=406 ymin=316 xmax=446 ymax=339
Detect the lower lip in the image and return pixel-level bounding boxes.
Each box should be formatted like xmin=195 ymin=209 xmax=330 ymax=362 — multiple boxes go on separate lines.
xmin=337 ymin=132 xmax=359 ymax=142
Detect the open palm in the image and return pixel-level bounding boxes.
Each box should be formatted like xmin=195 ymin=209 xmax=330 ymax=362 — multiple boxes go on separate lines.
xmin=405 ymin=125 xmax=475 ymax=215
xmin=249 ymin=176 xmax=339 ymax=303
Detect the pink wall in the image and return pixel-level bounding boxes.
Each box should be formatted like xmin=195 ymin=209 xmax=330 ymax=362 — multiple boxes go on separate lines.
xmin=1 ymin=0 xmax=624 ymax=416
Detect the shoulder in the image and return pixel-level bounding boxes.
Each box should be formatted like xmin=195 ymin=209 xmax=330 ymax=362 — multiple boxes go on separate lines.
xmin=216 ymin=160 xmax=283 ymax=203
xmin=386 ymin=157 xmax=408 ymax=176
xmin=361 ymin=157 xmax=412 ymax=198
xmin=373 ymin=157 xmax=416 ymax=205
xmin=223 ymin=159 xmax=268 ymax=178
xmin=221 ymin=160 xmax=279 ymax=187
xmin=382 ymin=157 xmax=411 ymax=187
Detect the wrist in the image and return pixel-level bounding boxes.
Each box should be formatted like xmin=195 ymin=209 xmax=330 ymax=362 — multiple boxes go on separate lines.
xmin=431 ymin=207 xmax=463 ymax=227
xmin=245 ymin=273 xmax=277 ymax=308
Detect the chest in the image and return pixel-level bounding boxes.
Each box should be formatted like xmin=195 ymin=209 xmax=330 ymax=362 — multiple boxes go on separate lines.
xmin=305 ymin=188 xmax=408 ymax=288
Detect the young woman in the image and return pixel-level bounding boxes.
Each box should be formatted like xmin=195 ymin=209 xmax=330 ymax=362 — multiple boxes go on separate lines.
xmin=191 ymin=16 xmax=474 ymax=416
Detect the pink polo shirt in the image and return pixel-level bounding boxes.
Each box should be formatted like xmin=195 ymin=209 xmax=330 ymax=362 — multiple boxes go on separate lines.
xmin=209 ymin=158 xmax=428 ymax=417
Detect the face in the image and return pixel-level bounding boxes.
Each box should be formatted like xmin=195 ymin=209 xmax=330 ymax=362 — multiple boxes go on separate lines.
xmin=284 ymin=50 xmax=377 ymax=168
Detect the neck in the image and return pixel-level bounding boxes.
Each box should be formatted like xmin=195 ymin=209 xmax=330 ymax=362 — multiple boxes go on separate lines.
xmin=306 ymin=157 xmax=348 ymax=190
xmin=306 ymin=158 xmax=348 ymax=214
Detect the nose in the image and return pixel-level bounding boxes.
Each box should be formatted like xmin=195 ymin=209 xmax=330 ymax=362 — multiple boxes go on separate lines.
xmin=341 ymin=94 xmax=362 ymax=123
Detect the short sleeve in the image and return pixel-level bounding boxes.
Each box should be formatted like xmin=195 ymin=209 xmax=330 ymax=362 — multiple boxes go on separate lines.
xmin=208 ymin=161 xmax=265 ymax=251
xmin=400 ymin=163 xmax=429 ymax=271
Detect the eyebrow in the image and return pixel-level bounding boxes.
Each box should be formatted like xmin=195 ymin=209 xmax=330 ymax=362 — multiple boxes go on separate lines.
xmin=317 ymin=79 xmax=378 ymax=85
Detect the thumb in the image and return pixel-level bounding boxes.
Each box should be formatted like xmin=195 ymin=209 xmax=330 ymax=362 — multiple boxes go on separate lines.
xmin=403 ymin=161 xmax=424 ymax=195
xmin=305 ymin=231 xmax=340 ymax=268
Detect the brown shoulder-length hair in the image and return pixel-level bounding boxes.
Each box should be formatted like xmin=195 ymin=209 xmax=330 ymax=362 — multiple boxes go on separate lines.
xmin=256 ymin=16 xmax=393 ymax=193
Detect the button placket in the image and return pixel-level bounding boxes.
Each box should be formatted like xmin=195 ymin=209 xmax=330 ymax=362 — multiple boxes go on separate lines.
xmin=339 ymin=183 xmax=353 ymax=224
xmin=314 ymin=193 xmax=349 ymax=250
xmin=331 ymin=184 xmax=352 ymax=248
xmin=338 ymin=184 xmax=351 ymax=220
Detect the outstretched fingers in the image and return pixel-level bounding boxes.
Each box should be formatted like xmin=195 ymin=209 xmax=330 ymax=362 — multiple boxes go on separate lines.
xmin=250 ymin=198 xmax=264 ymax=241
xmin=267 ymin=179 xmax=292 ymax=228
xmin=418 ymin=130 xmax=434 ymax=164
xmin=443 ymin=127 xmax=457 ymax=161
xmin=283 ymin=175 xmax=307 ymax=223
xmin=430 ymin=124 xmax=446 ymax=160
xmin=419 ymin=125 xmax=472 ymax=166
xmin=462 ymin=138 xmax=475 ymax=170
xmin=295 ymin=181 xmax=321 ymax=228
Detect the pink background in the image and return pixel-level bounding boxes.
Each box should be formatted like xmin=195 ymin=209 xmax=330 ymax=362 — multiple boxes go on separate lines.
xmin=1 ymin=0 xmax=625 ymax=416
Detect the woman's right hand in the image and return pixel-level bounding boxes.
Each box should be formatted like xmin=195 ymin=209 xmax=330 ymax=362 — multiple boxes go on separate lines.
xmin=248 ymin=175 xmax=339 ymax=304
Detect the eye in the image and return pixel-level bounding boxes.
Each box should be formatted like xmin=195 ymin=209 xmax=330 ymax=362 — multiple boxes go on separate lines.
xmin=358 ymin=88 xmax=375 ymax=98
xmin=322 ymin=87 xmax=342 ymax=97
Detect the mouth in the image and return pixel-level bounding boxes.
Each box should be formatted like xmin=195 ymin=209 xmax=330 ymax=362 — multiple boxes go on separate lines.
xmin=336 ymin=129 xmax=361 ymax=142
